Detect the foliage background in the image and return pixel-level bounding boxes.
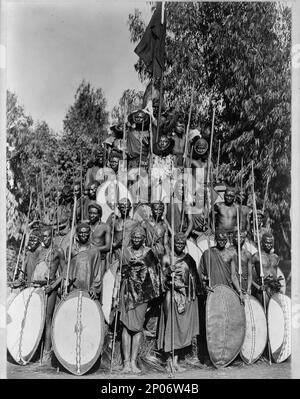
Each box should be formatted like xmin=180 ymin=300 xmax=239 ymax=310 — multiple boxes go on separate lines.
xmin=6 ymin=2 xmax=291 ymax=277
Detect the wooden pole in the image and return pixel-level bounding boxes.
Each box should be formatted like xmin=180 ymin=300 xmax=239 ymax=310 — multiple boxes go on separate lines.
xmin=80 ymin=150 xmax=84 ymax=222
xmin=216 ymin=139 xmax=221 ymax=182
xmin=237 ymin=204 xmax=242 ymax=289
xmin=251 ymin=161 xmax=272 ymax=365
xmin=13 ymin=190 xmax=33 ymax=281
xmin=182 ymin=85 xmax=194 ymax=166
xmin=41 ymin=166 xmax=46 ymax=222
xmin=110 ymin=196 xmax=128 ymax=373
xmin=56 ymin=166 xmax=60 ymax=233
xmin=64 ymin=195 xmax=77 ymax=296
xmin=170 ymin=177 xmax=175 ymax=371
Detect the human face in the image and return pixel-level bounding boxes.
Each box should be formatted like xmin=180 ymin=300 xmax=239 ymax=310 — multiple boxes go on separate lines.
xmin=88 ymin=207 xmax=100 ymax=225
xmin=131 ymin=232 xmax=144 ymax=249
xmin=133 ymin=111 xmax=145 ymax=125
xmin=216 ymin=233 xmax=228 ymax=249
xmin=175 ymin=121 xmax=185 ymax=136
xmin=224 ymin=189 xmax=235 ymax=206
xmin=28 ymin=235 xmax=40 ymax=252
xmin=152 ymin=203 xmax=164 ymax=219
xmin=194 ymin=140 xmax=208 ymax=156
xmin=110 ymin=158 xmax=119 ymax=172
xmin=89 ymin=184 xmax=98 ymax=200
xmin=96 ymin=152 xmax=104 ymax=166
xmin=41 ymin=230 xmax=52 ymax=248
xmin=77 ymin=227 xmax=90 ymax=244
xmin=262 ymin=237 xmax=273 ymax=253
xmin=83 ymin=188 xmax=89 ymax=197
xmin=233 ymin=231 xmax=246 ymax=247
xmin=118 ymin=200 xmax=131 ymax=217
xmin=74 ymin=185 xmax=81 ymax=199
xmin=158 ymin=136 xmax=170 ymax=151
xmin=174 ymin=238 xmax=186 ymax=255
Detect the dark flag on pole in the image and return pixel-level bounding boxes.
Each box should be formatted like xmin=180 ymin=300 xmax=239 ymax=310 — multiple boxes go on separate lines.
xmin=134 ymin=2 xmax=166 ymax=79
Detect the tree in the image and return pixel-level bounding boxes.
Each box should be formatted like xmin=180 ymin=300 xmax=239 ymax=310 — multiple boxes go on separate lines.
xmin=111 ymin=88 xmax=144 ymax=125
xmin=61 ymin=81 xmax=109 ymax=183
xmin=128 ymin=2 xmax=291 ymax=257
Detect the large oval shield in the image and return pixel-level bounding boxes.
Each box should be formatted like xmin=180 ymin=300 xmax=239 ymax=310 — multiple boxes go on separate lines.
xmin=206 ymin=284 xmax=246 ymax=368
xmin=241 ymin=294 xmax=267 ymax=364
xmin=51 ymin=290 xmax=105 ymax=375
xmin=7 ymin=287 xmax=46 ymax=365
xmin=267 ymin=293 xmax=291 ymax=363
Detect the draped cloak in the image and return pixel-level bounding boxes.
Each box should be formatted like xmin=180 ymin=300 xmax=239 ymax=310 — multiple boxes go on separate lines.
xmin=200 ymin=247 xmax=232 ymax=288
xmin=119 ymin=245 xmax=163 ymax=332
xmin=158 ymin=253 xmax=201 ymax=352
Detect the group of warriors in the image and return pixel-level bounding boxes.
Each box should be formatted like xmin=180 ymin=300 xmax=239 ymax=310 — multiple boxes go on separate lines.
xmin=9 ymin=103 xmax=288 ymax=375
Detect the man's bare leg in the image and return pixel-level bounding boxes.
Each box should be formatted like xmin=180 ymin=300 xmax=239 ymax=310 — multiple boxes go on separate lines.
xmin=131 ymin=331 xmax=143 ymax=374
xmin=121 ymin=327 xmax=132 ymax=373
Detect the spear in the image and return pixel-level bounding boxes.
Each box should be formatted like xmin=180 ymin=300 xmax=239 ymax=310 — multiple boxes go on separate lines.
xmin=64 ymin=195 xmax=77 ymax=296
xmin=80 ymin=150 xmax=84 ymax=222
xmin=136 ymin=120 xmax=144 ymax=204
xmin=170 ymin=176 xmax=175 ymax=373
xmin=56 ymin=166 xmax=60 ymax=233
xmin=216 ymin=139 xmax=221 ymax=182
xmin=110 ymin=195 xmax=129 ymax=373
xmin=236 ymin=204 xmax=242 ymax=289
xmin=13 ymin=190 xmax=33 ymax=281
xmin=206 ymin=106 xmax=216 ymax=287
xmin=182 ymin=85 xmax=194 ymax=166
xmin=41 ymin=166 xmax=46 ymax=223
xmin=251 ymin=161 xmax=272 ymax=365
xmin=121 ymin=99 xmax=127 ymax=171
xmin=40 ymin=227 xmax=54 ymax=364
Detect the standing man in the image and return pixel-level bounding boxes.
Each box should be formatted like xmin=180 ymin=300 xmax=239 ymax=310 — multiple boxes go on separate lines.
xmin=214 ymin=187 xmax=237 ymax=244
xmin=64 ymin=222 xmax=104 ymax=300
xmin=141 ymin=201 xmax=170 ymax=263
xmin=252 ymin=232 xmax=282 ymax=303
xmin=88 ymin=202 xmax=111 ymax=271
xmin=158 ymin=232 xmax=201 ymax=372
xmin=200 ymin=231 xmax=233 ymax=289
xmin=118 ymin=225 xmax=162 ymax=374
xmin=17 ymin=227 xmax=65 ymax=361
xmin=229 ymin=230 xmax=253 ymax=303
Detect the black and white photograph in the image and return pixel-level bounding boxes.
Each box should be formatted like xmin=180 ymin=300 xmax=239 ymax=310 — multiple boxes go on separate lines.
xmin=1 ymin=0 xmax=299 ymax=382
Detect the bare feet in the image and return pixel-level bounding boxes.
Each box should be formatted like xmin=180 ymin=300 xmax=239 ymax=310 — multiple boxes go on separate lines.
xmin=173 ymin=361 xmax=186 ymax=372
xmin=131 ymin=361 xmax=142 ymax=374
xmin=121 ymin=361 xmax=132 ymax=374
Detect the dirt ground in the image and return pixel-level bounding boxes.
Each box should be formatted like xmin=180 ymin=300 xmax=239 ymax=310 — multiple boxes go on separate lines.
xmin=6 ymin=261 xmax=292 ymax=380
xmin=7 ymin=356 xmax=291 ymax=379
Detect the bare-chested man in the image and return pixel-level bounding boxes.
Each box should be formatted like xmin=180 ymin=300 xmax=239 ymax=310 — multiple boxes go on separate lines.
xmin=252 ymin=232 xmax=282 ymax=304
xmin=229 ymin=230 xmax=252 ymax=303
xmin=88 ymin=202 xmax=111 ymax=270
xmin=214 ymin=187 xmax=237 ymax=244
